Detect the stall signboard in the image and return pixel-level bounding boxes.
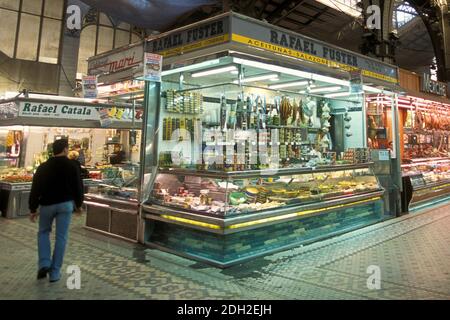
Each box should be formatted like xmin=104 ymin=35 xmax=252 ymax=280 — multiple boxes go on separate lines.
xmin=82 ymin=75 xmax=98 ymax=98
xmin=0 ymin=101 xmax=19 ymax=119
xmin=230 ymin=15 xmax=399 ymax=84
xmin=17 ymin=101 xmax=143 ymax=123
xmin=146 ymin=17 xmax=230 ymax=58
xmin=143 ymin=53 xmax=163 ymax=82
xmin=145 ymin=13 xmax=399 ymax=84
xmin=87 ymin=44 xmax=143 ymax=76
xmin=420 ymin=73 xmax=447 ymax=96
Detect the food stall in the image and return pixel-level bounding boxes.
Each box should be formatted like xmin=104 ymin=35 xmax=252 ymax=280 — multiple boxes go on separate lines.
xmin=367 ymin=69 xmax=450 ymax=212
xmin=0 ymin=93 xmax=143 ymax=241
xmin=83 ymin=43 xmax=145 ymax=242
xmin=137 ymin=12 xmax=400 ymax=267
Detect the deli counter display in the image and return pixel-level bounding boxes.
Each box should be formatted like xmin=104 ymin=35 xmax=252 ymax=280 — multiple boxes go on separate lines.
xmin=398 ymin=95 xmax=450 ymax=212
xmin=401 ymin=158 xmax=450 ymax=211
xmin=151 ymin=166 xmax=382 ymax=217
xmin=144 ymin=164 xmax=385 ymax=267
xmin=142 ymin=53 xmax=390 ymax=267
xmin=84 ymin=164 xmax=140 ymax=242
xmin=0 ymin=167 xmax=33 ymax=218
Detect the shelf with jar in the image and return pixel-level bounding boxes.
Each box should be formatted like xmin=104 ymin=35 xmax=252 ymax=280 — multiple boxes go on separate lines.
xmin=157 ymin=83 xmax=350 ymax=174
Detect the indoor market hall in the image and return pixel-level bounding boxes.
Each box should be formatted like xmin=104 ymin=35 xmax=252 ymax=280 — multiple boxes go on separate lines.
xmin=1 ymin=0 xmax=450 ymax=302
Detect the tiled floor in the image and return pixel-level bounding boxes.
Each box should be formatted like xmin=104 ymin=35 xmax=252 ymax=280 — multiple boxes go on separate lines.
xmin=1 ymin=202 xmax=450 ymax=300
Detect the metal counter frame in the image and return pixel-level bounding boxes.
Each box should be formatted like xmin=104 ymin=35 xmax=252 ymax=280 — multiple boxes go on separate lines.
xmin=84 ymin=193 xmax=140 ymax=243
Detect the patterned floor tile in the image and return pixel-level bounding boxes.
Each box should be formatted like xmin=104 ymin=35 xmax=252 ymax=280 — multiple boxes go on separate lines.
xmin=1 ymin=202 xmax=450 ymax=299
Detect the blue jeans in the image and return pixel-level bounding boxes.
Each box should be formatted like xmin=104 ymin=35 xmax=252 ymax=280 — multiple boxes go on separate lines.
xmin=38 ymin=201 xmax=74 ymax=281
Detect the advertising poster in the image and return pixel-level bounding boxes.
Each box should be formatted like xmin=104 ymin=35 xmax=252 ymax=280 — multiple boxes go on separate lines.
xmin=82 ymin=75 xmax=98 ymax=98
xmin=144 ymin=53 xmax=163 ymax=82
xmin=98 ymin=108 xmax=113 ymax=128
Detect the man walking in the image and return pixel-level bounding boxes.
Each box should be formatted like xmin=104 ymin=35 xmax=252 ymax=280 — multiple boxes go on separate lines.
xmin=29 ymin=139 xmax=84 ymax=283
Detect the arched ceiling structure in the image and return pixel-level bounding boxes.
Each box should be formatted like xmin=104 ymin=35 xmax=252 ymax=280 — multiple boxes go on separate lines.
xmin=81 ymin=0 xmax=448 ymax=80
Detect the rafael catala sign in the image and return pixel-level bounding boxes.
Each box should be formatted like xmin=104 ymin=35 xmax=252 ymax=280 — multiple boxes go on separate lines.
xmin=420 ymin=73 xmax=447 ymax=96
xmin=18 ymin=101 xmax=143 ymax=122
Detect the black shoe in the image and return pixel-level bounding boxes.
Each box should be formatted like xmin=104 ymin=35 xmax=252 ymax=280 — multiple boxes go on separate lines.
xmin=37 ymin=267 xmax=50 ymax=280
xmin=49 ymin=277 xmax=60 ymax=283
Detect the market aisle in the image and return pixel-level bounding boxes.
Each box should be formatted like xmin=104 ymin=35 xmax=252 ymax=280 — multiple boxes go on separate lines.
xmin=1 ymin=203 xmax=450 ymax=300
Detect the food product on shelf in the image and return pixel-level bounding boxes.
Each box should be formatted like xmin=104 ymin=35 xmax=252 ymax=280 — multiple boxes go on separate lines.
xmin=244 ymin=186 xmax=259 ymax=196
xmin=229 ymin=192 xmax=247 ymax=205
xmin=1 ymin=175 xmax=33 ymax=183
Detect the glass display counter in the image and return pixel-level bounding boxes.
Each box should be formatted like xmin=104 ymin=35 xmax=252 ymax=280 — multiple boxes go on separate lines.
xmin=401 ymin=158 xmax=450 ymax=211
xmin=143 ymin=164 xmax=385 ymax=266
xmin=149 ymin=165 xmax=381 ymax=217
xmin=84 ymin=164 xmax=140 ymax=241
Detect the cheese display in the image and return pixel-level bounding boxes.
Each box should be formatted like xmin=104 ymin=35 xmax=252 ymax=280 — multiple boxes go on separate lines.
xmin=150 ymin=168 xmax=381 ymax=216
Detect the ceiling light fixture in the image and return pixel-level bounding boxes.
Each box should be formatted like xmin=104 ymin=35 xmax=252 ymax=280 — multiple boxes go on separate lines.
xmin=191 ymin=66 xmax=238 ymax=78
xmin=233 ymin=73 xmax=279 ymax=84
xmin=309 ymin=86 xmax=342 ymax=93
xmin=324 ymin=92 xmax=357 ymax=98
xmin=233 ymin=57 xmax=350 ymax=87
xmin=269 ymin=80 xmax=310 ymax=90
xmin=161 ymin=58 xmax=222 ymax=77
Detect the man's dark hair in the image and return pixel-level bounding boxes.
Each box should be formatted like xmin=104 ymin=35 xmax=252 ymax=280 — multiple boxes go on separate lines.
xmin=53 ymin=139 xmax=69 ymax=155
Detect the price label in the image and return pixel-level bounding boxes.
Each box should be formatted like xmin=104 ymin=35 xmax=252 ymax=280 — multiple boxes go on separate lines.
xmin=378 ymin=150 xmax=390 ymax=161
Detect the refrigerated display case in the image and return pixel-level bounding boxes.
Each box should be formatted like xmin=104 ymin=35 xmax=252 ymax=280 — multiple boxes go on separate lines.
xmin=401 ymin=158 xmax=450 ymax=211
xmin=143 ymin=164 xmax=385 ymax=266
xmin=150 ymin=165 xmax=382 ymax=217
xmin=84 ymin=164 xmax=140 ymax=241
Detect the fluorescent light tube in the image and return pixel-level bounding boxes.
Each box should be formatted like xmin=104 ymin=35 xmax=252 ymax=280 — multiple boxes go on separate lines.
xmin=233 ymin=57 xmax=350 ymax=87
xmin=309 ymin=86 xmax=341 ymax=93
xmin=324 ymin=92 xmax=357 ymax=98
xmin=234 ymin=73 xmax=279 ymax=84
xmin=269 ymin=81 xmax=309 ymax=90
xmin=161 ymin=58 xmax=222 ymax=77
xmin=192 ymin=66 xmax=237 ymax=78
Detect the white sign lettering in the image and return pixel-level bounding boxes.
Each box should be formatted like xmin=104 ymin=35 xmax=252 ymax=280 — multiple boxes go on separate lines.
xmin=421 ymin=73 xmax=447 ymax=96
xmin=18 ymin=101 xmax=143 ymax=123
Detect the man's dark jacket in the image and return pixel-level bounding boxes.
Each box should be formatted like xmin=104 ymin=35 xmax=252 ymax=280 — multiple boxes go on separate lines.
xmin=29 ymin=156 xmax=84 ymax=213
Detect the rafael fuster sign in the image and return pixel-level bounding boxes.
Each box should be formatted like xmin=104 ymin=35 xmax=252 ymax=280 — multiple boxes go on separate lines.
xmin=145 ymin=12 xmax=398 ymax=84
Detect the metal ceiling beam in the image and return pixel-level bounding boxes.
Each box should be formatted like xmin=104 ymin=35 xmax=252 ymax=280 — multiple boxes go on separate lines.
xmin=265 ymin=0 xmax=308 ymax=25
xmin=290 ymin=9 xmax=327 ymax=23
xmin=296 ymin=6 xmax=330 ymax=30
xmin=281 ymin=16 xmax=308 ymax=26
